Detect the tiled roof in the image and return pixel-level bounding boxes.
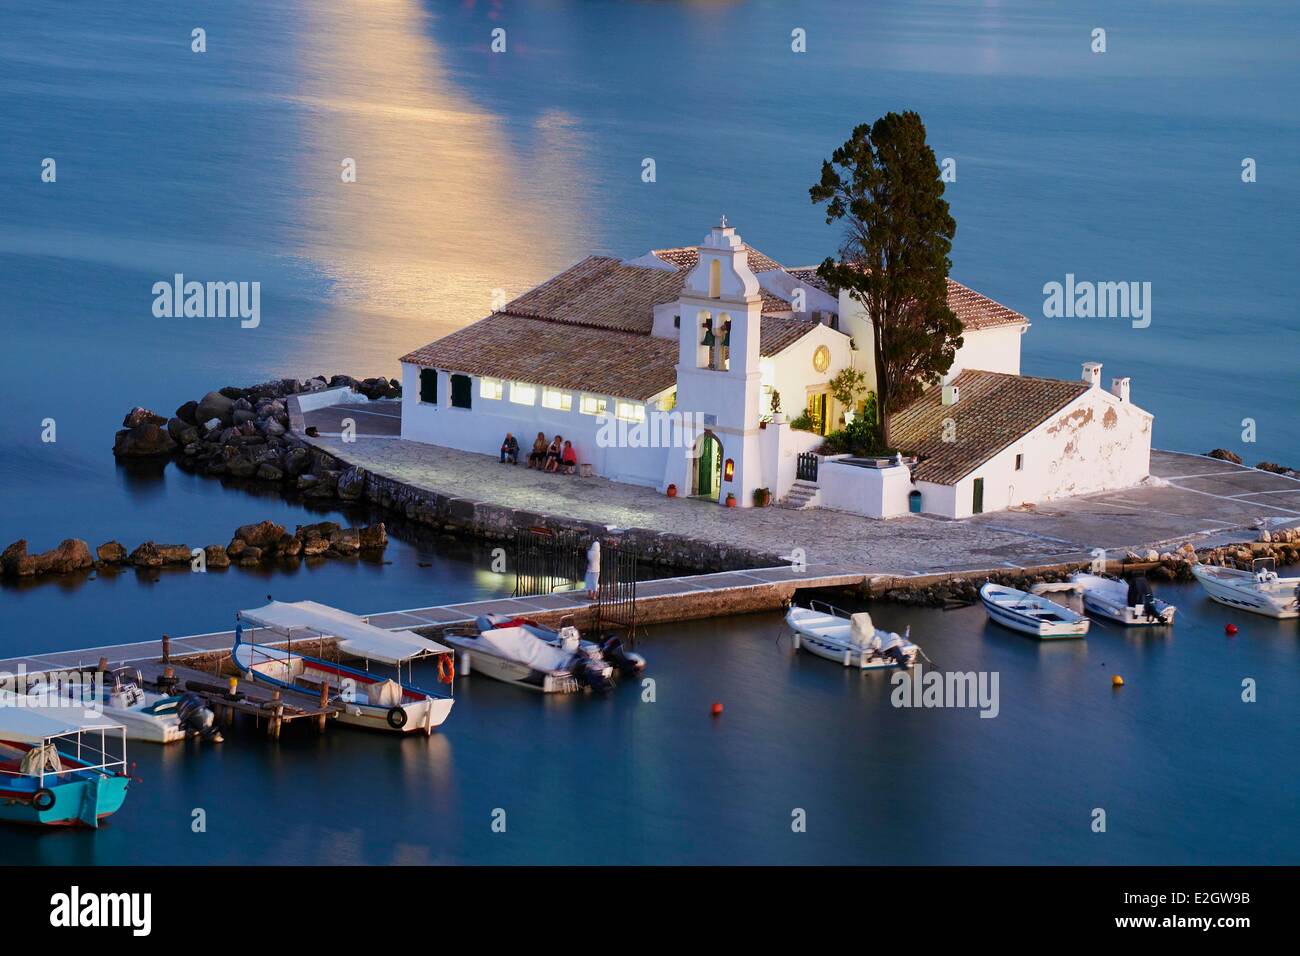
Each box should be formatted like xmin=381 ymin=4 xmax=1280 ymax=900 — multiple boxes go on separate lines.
xmin=784 ymin=266 xmax=831 ymax=293
xmin=401 ymin=313 xmax=679 ymax=401
xmin=945 ymin=278 xmax=1028 ymax=331
xmin=499 ymin=255 xmax=679 ymax=334
xmin=651 ymin=245 xmax=784 ymax=274
xmin=889 ymin=369 xmax=1089 ymax=484
xmin=759 ymin=315 xmax=822 ymax=356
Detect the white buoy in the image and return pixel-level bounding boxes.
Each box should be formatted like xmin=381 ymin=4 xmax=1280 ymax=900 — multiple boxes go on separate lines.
xmin=457 ymin=650 xmax=472 ymax=677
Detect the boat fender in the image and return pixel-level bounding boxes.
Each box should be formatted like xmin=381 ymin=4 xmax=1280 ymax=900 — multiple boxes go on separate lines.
xmin=437 ymin=655 xmax=455 ymax=684
xmin=386 ymin=706 xmax=408 ymax=730
xmin=32 ymin=789 xmax=56 ymax=812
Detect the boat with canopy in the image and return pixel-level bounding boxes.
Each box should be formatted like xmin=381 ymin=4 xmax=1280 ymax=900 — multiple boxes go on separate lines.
xmin=233 ymin=601 xmax=455 ymax=734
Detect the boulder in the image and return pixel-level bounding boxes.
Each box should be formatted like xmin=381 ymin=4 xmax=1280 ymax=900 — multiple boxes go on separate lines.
xmin=358 ymin=523 xmax=388 ymax=550
xmin=204 ymin=545 xmax=231 ymax=569
xmin=337 ymin=467 xmax=367 ymax=500
xmin=1206 ymin=448 xmax=1243 ymax=465
xmin=226 ymin=539 xmax=247 ymax=559
xmin=232 ymin=408 xmax=257 ymax=426
xmin=301 ymin=535 xmax=330 ymax=557
xmin=233 ymin=520 xmax=286 ymax=548
xmin=1 ymin=539 xmax=34 ymax=576
xmin=238 ymin=547 xmax=264 ymax=567
xmin=196 ymin=390 xmax=235 ymax=427
xmin=175 ymin=400 xmax=200 ymax=425
xmin=123 ymin=407 xmax=167 ymax=428
xmin=129 ymin=542 xmax=163 ymax=568
xmin=97 ymin=540 xmax=128 ymax=564
xmin=226 ymin=457 xmax=257 ymax=478
xmin=256 ymin=463 xmax=284 ymax=482
xmin=166 ymin=417 xmax=190 ymax=443
xmin=328 ymin=528 xmax=361 ymax=553
xmin=113 ymin=423 xmax=177 ymax=458
xmin=27 ymin=539 xmax=94 ymax=574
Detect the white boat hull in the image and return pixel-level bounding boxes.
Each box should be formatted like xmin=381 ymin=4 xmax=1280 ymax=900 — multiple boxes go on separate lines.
xmin=980 ymin=584 xmax=1089 ymax=639
xmin=1191 ymin=565 xmax=1300 ymax=619
xmin=784 ymin=607 xmax=918 ymax=669
xmin=452 ymin=648 xmax=582 ymax=693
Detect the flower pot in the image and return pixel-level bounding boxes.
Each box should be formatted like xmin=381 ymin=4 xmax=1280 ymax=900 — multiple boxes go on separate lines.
xmin=725 ymin=493 xmax=737 ymax=508
xmin=666 ymin=483 xmax=677 ymax=498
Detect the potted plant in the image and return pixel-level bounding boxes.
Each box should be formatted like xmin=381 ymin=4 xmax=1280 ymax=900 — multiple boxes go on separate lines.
xmin=725 ymin=492 xmax=737 ymax=508
xmin=828 ymin=368 xmax=868 ymax=428
xmin=753 ymin=487 xmax=771 ymax=507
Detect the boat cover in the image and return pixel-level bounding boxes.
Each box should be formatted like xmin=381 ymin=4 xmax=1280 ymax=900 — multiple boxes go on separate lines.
xmin=0 ymin=693 xmax=123 ymax=745
xmin=850 ymin=613 xmax=876 ymax=648
xmin=478 ymin=627 xmax=573 ymax=673
xmin=239 ymin=600 xmax=451 ymax=665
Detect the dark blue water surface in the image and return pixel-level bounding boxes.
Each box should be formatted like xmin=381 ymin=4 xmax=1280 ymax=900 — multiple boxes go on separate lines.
xmin=0 ymin=1 xmax=1297 ymax=864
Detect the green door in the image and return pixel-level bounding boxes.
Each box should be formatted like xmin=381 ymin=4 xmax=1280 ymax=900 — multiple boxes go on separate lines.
xmin=697 ymin=436 xmax=718 ymax=498
xmin=972 ymin=477 xmax=984 ymax=515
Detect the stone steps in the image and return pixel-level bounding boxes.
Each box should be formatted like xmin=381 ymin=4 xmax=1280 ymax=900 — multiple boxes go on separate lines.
xmin=781 ymin=480 xmax=821 ymax=509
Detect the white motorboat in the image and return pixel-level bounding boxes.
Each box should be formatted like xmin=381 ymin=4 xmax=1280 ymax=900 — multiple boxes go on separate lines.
xmin=1066 ymin=573 xmax=1176 ymax=626
xmin=980 ymin=583 xmax=1090 ymax=639
xmin=234 ymin=601 xmax=455 ymax=734
xmin=784 ymin=603 xmax=920 ymax=669
xmin=24 ymin=665 xmax=223 ymax=749
xmin=441 ymin=615 xmax=619 ymax=693
xmin=1190 ymin=558 xmax=1300 ymax=619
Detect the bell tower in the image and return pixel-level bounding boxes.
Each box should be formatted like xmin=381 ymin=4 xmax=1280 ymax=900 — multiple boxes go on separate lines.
xmin=671 ymin=218 xmax=765 ymax=505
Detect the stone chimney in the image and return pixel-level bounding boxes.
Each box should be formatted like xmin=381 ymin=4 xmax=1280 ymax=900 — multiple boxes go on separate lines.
xmin=1082 ymin=361 xmax=1102 ymax=388
xmin=1110 ymin=376 xmax=1130 ymax=402
xmin=941 ymin=383 xmax=960 ymax=406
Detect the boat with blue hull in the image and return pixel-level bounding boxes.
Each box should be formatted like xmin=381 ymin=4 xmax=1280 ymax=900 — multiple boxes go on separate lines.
xmin=980 ymin=583 xmax=1090 ymax=639
xmin=0 ymin=701 xmax=130 ymax=828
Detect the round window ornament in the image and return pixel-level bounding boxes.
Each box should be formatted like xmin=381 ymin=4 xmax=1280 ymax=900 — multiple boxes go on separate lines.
xmin=812 ymin=345 xmax=831 ymax=373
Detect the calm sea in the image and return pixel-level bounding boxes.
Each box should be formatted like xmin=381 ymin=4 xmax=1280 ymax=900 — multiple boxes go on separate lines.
xmin=0 ymin=0 xmax=1296 ymax=864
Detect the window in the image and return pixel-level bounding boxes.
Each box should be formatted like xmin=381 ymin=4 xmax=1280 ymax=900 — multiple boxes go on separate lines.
xmin=509 ymin=382 xmax=536 ymax=406
xmin=616 ymin=400 xmax=645 ymax=422
xmin=479 ymin=377 xmax=503 ymax=400
xmin=419 ymin=368 xmax=438 ymax=404
xmin=579 ymin=394 xmax=609 ymax=416
xmin=542 ymin=387 xmax=572 ymax=411
xmin=450 ymin=374 xmax=472 ymax=409
xmin=656 ymin=390 xmax=676 ymax=412
xmin=1014 ymin=453 xmax=1024 ymax=471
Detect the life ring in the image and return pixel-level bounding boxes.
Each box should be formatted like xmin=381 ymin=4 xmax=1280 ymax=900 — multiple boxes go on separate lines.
xmin=386 ymin=706 xmax=408 ymax=730
xmin=32 ymin=789 xmax=56 ymax=812
xmin=437 ymin=655 xmax=455 ymax=684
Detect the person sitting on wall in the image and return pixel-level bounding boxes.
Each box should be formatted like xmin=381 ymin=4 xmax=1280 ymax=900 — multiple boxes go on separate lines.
xmin=561 ymin=440 xmax=578 ymax=475
xmin=499 ymin=432 xmax=519 ymax=465
xmin=527 ymin=431 xmax=548 ymax=469
xmin=544 ymin=435 xmax=563 ymax=473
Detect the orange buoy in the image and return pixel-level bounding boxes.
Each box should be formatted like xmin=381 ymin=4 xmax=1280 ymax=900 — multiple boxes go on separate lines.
xmin=710 ymin=702 xmax=723 ymax=717
xmin=1111 ymin=675 xmax=1124 ymax=687
xmin=1225 ymin=623 xmax=1238 ymax=636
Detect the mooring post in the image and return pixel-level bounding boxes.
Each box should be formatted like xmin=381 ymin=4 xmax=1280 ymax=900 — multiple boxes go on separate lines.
xmin=270 ymin=689 xmax=283 ymax=739
xmin=161 ymin=634 xmax=171 ymax=663
xmin=317 ymin=680 xmax=329 ymax=733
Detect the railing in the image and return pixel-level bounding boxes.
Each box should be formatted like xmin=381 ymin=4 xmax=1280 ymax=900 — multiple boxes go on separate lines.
xmin=796 ymin=452 xmax=819 ymax=483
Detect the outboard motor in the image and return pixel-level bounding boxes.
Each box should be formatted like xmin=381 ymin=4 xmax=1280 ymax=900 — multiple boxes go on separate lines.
xmin=177 ymin=692 xmax=224 ymax=742
xmin=599 ymin=635 xmax=646 ymax=676
xmin=572 ymin=659 xmax=614 ymax=693
xmin=1128 ymin=574 xmax=1158 ymax=620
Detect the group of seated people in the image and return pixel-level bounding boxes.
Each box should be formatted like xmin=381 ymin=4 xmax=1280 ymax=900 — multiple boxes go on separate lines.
xmin=499 ymin=431 xmax=579 ymax=474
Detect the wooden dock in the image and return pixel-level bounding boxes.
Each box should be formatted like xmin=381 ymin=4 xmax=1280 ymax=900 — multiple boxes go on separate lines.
xmin=0 ymin=562 xmax=868 ymax=678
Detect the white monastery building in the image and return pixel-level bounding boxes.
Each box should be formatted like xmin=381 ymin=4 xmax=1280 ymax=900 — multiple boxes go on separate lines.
xmin=400 ymin=219 xmax=1152 ymax=519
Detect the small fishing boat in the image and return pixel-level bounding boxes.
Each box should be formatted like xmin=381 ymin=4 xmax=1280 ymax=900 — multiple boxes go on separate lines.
xmin=25 ymin=667 xmax=220 ymax=745
xmin=980 ymin=583 xmax=1090 ymax=639
xmin=784 ymin=602 xmax=920 ymax=669
xmin=441 ymin=615 xmax=621 ymax=693
xmin=1067 ymin=573 xmax=1176 ymax=626
xmin=233 ymin=601 xmax=455 ymax=734
xmin=0 ymin=698 xmax=130 ymax=828
xmin=1190 ymin=558 xmax=1300 ymax=619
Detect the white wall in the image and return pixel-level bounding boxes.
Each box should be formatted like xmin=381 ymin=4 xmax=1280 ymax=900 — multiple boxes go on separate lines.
xmin=400 ymin=362 xmax=674 ymax=488
xmin=819 ymin=459 xmax=914 ymax=518
xmin=766 ymin=323 xmax=858 ymax=427
xmin=917 ymin=385 xmax=1153 ymax=518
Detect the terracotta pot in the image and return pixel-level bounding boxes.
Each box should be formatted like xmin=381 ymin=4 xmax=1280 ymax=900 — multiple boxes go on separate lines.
xmin=666 ymin=484 xmax=677 ymax=498
xmin=725 ymin=493 xmax=737 ymax=508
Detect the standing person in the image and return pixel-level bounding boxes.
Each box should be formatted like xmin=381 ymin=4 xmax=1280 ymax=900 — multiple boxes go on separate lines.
xmin=585 ymin=538 xmax=601 ymax=599
xmin=527 ymin=431 xmax=548 ymax=469
xmin=499 ymin=432 xmax=519 ymax=464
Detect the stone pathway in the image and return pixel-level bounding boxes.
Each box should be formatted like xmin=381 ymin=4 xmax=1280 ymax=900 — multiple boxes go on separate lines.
xmin=301 ymin=403 xmax=1300 ymax=574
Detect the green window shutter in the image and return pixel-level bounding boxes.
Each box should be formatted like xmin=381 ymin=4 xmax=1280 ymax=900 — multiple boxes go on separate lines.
xmin=451 ymin=374 xmax=472 ymax=409
xmin=419 ymin=368 xmax=438 ymax=404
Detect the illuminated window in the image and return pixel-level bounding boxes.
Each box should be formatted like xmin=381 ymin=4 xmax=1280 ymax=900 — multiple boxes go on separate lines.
xmin=509 ymin=382 xmax=536 ymax=405
xmin=656 ymin=390 xmax=676 ymax=412
xmin=579 ymin=394 xmax=609 ymax=416
xmin=542 ymin=387 xmax=572 ymax=411
xmin=616 ymin=401 xmax=645 ymax=422
xmin=479 ymin=377 xmax=504 ymax=400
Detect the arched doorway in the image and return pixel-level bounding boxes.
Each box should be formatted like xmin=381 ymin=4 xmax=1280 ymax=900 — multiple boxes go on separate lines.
xmin=692 ymin=432 xmax=723 ymax=500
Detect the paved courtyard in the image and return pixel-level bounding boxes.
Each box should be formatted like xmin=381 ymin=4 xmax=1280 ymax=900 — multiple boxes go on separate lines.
xmin=302 ymin=403 xmax=1300 ymax=575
